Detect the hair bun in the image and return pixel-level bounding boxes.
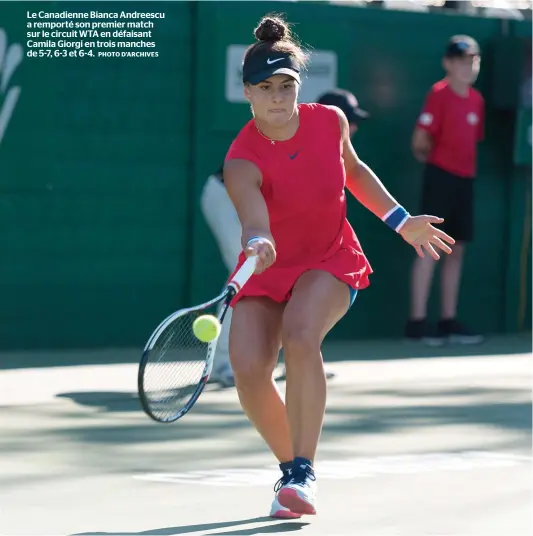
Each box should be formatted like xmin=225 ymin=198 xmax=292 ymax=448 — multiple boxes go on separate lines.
xmin=254 ymin=16 xmax=289 ymax=42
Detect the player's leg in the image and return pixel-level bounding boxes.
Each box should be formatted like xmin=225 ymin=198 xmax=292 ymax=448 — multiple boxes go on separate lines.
xmin=439 ymin=178 xmax=483 ymax=343
xmin=230 ymin=297 xmax=289 ymax=458
xmin=406 ymin=164 xmax=452 ymax=345
xmin=230 ymin=296 xmax=301 ymax=518
xmin=200 ymin=175 xmax=242 ymax=385
xmin=277 ymin=270 xmax=352 ymax=514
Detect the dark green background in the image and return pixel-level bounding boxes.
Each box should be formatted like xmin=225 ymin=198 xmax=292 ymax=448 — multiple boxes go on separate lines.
xmin=0 ymin=2 xmax=530 ymax=349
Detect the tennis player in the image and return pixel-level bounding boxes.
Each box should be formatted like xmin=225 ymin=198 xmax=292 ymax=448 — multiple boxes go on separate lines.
xmin=224 ymin=14 xmax=455 ymax=519
xmin=201 ymin=92 xmax=369 ymax=388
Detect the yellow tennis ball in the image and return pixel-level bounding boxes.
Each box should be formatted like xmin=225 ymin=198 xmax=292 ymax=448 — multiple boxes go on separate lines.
xmin=192 ymin=315 xmax=221 ymax=343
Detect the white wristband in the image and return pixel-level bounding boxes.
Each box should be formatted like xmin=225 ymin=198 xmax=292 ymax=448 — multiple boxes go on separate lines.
xmin=246 ymin=236 xmax=274 ymax=248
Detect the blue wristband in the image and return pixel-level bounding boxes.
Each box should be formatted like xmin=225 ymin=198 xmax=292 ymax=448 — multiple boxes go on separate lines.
xmin=382 ymin=206 xmax=410 ymax=232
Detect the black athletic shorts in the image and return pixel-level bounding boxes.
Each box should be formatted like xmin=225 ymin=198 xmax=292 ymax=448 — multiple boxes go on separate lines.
xmin=420 ymin=163 xmax=475 ymax=242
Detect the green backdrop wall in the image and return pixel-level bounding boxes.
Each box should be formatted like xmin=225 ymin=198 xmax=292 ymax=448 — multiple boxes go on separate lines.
xmin=0 ymin=1 xmax=530 ymax=349
xmin=0 ymin=2 xmax=193 ymax=348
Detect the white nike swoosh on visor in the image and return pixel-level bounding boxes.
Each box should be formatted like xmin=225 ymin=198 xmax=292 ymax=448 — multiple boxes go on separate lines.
xmin=266 ymin=58 xmax=284 ymax=65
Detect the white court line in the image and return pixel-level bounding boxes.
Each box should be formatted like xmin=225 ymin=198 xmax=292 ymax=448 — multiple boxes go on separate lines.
xmin=134 ymin=451 xmax=531 ymax=487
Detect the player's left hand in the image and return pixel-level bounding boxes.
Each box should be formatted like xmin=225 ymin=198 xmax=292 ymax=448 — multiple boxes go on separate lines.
xmin=399 ymin=215 xmax=455 ymax=260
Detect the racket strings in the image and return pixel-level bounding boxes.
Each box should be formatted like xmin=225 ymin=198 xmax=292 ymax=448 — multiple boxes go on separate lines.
xmin=142 ymin=311 xmax=211 ymax=421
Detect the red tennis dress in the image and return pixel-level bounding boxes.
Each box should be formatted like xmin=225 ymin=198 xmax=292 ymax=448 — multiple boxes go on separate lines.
xmin=225 ymin=103 xmax=372 ymax=306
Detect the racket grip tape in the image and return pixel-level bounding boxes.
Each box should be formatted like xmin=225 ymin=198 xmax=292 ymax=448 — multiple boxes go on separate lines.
xmin=228 ymin=256 xmax=258 ymax=293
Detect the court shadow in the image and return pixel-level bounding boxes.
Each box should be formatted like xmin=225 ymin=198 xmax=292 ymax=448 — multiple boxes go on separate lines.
xmin=70 ymin=516 xmax=297 ymax=535
xmin=56 ymin=391 xmax=140 ymax=413
xmin=53 ymin=366 xmax=328 ymax=416
xmin=55 ymin=382 xmax=228 ymax=414
xmin=210 ymin=521 xmax=309 ymax=534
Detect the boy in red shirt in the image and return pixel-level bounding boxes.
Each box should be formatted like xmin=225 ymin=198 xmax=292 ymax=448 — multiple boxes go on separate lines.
xmin=406 ymin=35 xmax=485 ymax=345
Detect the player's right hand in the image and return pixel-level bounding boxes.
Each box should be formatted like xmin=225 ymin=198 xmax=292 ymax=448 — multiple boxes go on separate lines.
xmin=245 ymin=237 xmax=276 ymax=275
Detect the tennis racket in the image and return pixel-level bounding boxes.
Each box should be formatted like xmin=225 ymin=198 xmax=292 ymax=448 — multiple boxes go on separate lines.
xmin=138 ymin=255 xmax=258 ymax=423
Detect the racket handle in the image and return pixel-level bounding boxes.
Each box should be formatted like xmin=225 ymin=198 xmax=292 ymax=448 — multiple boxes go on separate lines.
xmin=228 ymin=255 xmax=258 ymax=293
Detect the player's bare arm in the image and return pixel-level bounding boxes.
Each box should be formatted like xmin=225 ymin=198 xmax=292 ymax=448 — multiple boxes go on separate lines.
xmin=329 ymin=105 xmax=401 ymax=217
xmin=331 ymin=105 xmax=455 ymax=260
xmin=412 ymin=127 xmax=434 ymax=163
xmin=224 ymin=158 xmax=276 ymax=273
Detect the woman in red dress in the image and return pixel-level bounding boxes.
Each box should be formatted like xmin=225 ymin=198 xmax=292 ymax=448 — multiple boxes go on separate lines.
xmin=224 ymin=14 xmax=454 ymax=519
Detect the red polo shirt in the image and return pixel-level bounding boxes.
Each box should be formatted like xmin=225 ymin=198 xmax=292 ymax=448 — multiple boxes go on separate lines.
xmin=417 ymin=80 xmax=484 ymax=178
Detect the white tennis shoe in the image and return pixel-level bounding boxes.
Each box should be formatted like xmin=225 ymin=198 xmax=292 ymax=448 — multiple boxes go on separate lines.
xmin=277 ymin=462 xmax=317 ymax=515
xmin=270 ymin=471 xmax=302 ymax=519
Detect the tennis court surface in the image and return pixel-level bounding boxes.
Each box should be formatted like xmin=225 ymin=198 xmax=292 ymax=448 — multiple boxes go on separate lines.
xmin=1 ymin=336 xmax=531 ymax=535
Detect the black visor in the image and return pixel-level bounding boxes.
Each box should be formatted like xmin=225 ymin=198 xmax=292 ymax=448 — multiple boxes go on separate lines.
xmin=242 ymin=51 xmax=301 ymax=85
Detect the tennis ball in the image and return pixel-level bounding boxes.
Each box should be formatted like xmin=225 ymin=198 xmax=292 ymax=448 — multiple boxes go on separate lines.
xmin=192 ymin=315 xmax=221 ymax=343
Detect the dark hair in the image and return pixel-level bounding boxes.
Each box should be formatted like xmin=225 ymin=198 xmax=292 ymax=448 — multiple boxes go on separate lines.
xmin=244 ymin=14 xmax=309 ymax=72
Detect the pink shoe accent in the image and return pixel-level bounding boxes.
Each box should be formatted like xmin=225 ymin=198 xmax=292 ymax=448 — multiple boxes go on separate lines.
xmin=277 ymin=488 xmax=316 ymax=515
xmin=270 ymin=508 xmax=302 ymax=519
